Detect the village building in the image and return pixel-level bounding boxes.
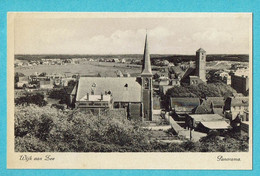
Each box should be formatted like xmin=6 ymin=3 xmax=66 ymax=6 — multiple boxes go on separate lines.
xmin=70 ymin=34 xmax=153 ymax=121
xmin=169 ymin=97 xmax=201 ymax=127
xmin=231 ymin=74 xmax=249 ymax=96
xmin=186 ymin=114 xmax=231 ymax=133
xmin=192 ymin=97 xmax=225 ymax=116
xmin=168 ymin=48 xmax=207 ymax=86
xmin=224 ymin=96 xmax=249 ymax=121
xmin=214 ymin=70 xmax=231 ymax=85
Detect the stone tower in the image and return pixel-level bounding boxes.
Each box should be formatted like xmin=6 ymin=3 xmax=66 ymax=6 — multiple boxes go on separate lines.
xmin=195 ymin=48 xmax=206 ymax=82
xmin=141 ymin=34 xmax=153 ymax=121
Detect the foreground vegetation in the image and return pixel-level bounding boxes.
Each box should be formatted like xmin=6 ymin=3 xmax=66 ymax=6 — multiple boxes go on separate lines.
xmin=15 ymin=105 xmax=248 ymax=152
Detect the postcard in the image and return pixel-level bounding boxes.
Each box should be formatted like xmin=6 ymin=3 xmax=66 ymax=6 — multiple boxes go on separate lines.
xmin=7 ymin=12 xmax=252 ymax=169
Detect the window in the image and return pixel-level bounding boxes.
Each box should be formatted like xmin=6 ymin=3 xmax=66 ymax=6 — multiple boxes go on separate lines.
xmin=144 ymin=78 xmax=149 ymax=89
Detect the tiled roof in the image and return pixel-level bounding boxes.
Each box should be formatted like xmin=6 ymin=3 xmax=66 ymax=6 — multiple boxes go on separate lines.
xmin=76 ymin=77 xmax=142 ymax=102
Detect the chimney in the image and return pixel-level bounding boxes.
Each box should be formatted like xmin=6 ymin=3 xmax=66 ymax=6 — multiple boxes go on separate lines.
xmin=87 ymin=93 xmax=89 ymax=100
xmin=101 ymin=93 xmax=103 ymax=100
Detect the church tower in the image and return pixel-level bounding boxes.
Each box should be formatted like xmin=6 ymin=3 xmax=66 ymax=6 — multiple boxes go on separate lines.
xmin=195 ymin=48 xmax=206 ymax=82
xmin=141 ymin=34 xmax=153 ymax=121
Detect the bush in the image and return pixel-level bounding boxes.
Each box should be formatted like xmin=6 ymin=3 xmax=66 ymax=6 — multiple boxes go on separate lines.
xmin=166 ymin=82 xmax=236 ymax=98
xmin=14 ymin=105 xmax=249 ymax=152
xmin=15 ymin=93 xmax=47 ymax=107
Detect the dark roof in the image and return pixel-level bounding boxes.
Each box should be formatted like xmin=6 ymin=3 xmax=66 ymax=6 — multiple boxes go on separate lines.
xmin=206 ymin=97 xmax=225 ymax=108
xmin=169 ymin=66 xmax=183 ymax=75
xmin=70 ymin=84 xmax=77 ymax=95
xmin=170 ymin=97 xmax=200 ymax=108
xmin=182 ymin=67 xmax=196 ymax=80
xmin=193 ymin=105 xmax=213 ymax=114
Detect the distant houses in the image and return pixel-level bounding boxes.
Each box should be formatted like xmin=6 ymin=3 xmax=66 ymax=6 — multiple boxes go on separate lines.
xmin=169 ymin=95 xmax=248 ymax=133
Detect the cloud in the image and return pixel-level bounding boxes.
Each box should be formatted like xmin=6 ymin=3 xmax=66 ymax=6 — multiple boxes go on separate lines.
xmin=84 ymin=27 xmax=176 ymax=54
xmin=192 ymin=28 xmax=234 ymax=45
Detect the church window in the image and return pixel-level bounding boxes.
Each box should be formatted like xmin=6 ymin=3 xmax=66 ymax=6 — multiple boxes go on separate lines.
xmin=144 ymin=78 xmax=149 ymax=89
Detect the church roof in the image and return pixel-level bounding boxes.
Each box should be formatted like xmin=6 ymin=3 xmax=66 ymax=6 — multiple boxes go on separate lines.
xmin=76 ymin=77 xmax=142 ymax=102
xmin=141 ymin=34 xmax=152 ymax=76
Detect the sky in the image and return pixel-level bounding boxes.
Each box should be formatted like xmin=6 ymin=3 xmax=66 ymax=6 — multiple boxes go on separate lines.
xmin=14 ymin=13 xmax=251 ymax=55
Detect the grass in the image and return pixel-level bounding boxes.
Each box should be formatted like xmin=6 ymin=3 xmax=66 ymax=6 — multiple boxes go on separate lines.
xmin=15 ymin=61 xmax=141 ymax=77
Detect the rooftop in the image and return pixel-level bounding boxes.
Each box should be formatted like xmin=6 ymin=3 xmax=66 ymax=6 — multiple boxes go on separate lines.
xmin=188 ymin=114 xmax=225 ymax=122
xmin=170 ymin=97 xmax=200 ymax=108
xmin=200 ymin=121 xmax=231 ymax=130
xmin=230 ymin=97 xmax=249 ymax=106
xmin=76 ymin=77 xmax=142 ymax=102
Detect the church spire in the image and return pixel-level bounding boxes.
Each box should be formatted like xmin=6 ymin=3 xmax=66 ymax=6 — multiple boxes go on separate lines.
xmin=141 ymin=33 xmax=152 ymax=76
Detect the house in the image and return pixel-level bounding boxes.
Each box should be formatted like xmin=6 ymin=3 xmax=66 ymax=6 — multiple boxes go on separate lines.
xmin=192 ymin=97 xmax=225 ymax=116
xmin=113 ymin=58 xmax=120 ymax=63
xmin=169 ymin=97 xmax=200 ymax=127
xmin=231 ymin=74 xmax=249 ymax=96
xmin=224 ymin=96 xmax=249 ymax=121
xmin=121 ymin=58 xmax=126 ymax=63
xmin=186 ymin=114 xmax=231 ymax=133
xmin=214 ymin=70 xmax=231 ymax=85
xmin=115 ymin=70 xmax=123 ymax=77
xmin=71 ymin=77 xmax=143 ymax=120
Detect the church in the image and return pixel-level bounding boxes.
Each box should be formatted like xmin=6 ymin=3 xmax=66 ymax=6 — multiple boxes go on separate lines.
xmin=69 ymin=34 xmax=154 ymax=121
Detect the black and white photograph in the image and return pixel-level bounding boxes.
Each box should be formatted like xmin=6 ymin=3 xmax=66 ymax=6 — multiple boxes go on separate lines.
xmin=7 ymin=12 xmax=252 ymax=169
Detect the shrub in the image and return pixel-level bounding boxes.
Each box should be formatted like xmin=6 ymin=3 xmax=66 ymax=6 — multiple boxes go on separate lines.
xmin=15 ymin=93 xmax=47 ymax=107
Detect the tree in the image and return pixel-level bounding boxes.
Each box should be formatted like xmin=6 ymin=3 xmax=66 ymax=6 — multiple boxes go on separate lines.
xmin=15 ymin=93 xmax=47 ymax=107
xmin=166 ymin=83 xmax=236 ymax=98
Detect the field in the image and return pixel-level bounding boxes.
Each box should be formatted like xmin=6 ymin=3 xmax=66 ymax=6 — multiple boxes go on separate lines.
xmin=206 ymin=61 xmax=249 ymax=71
xmin=15 ymin=61 xmax=142 ymax=77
